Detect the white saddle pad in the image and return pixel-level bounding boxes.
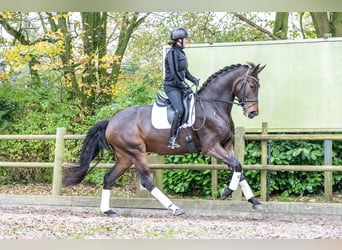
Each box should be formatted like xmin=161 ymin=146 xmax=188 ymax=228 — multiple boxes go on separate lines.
xmin=151 ymin=94 xmax=196 ymax=129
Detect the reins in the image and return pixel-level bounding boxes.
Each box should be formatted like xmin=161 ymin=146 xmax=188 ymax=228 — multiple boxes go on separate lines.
xmin=196 ymin=95 xmax=243 ymax=106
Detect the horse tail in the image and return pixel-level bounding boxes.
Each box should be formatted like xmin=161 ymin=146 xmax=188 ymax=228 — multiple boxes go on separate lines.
xmin=63 ymin=119 xmax=111 ymax=186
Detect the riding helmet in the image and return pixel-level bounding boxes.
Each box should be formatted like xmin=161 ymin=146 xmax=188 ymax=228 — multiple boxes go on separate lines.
xmin=170 ymin=28 xmax=188 ymax=40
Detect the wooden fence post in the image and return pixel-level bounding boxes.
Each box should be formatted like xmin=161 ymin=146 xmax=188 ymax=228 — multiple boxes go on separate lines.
xmin=211 ymin=157 xmax=218 ymax=199
xmin=52 ymin=127 xmax=66 ymax=196
xmin=232 ymin=126 xmax=245 ymax=201
xmin=260 ymin=122 xmax=268 ymax=201
xmin=324 ymin=139 xmax=333 ymax=202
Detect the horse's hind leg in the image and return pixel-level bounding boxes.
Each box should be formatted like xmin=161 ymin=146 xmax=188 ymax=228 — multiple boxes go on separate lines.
xmin=100 ymin=158 xmax=132 ymax=217
xmin=134 ymin=154 xmax=185 ymax=216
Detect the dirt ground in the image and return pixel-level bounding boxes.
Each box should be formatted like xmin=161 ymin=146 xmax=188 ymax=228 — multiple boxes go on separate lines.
xmin=0 ymin=204 xmax=341 ymax=239
xmin=1 ymin=183 xmax=341 ymax=239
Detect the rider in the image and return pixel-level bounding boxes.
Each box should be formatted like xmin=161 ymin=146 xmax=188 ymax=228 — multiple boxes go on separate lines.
xmin=163 ymin=27 xmax=199 ymax=149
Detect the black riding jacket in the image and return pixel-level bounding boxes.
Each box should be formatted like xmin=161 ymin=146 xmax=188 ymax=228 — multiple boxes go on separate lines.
xmin=164 ymin=44 xmax=197 ymax=90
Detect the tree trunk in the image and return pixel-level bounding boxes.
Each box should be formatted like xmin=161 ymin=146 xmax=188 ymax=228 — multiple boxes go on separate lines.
xmin=273 ymin=12 xmax=289 ymax=39
xmin=310 ymin=12 xmax=342 ymax=38
xmin=331 ymin=12 xmax=342 ymax=37
xmin=111 ymin=12 xmax=149 ymax=81
xmin=45 ymin=12 xmax=79 ymax=100
xmin=310 ymin=12 xmax=330 ymax=38
xmin=80 ymin=12 xmax=109 ymax=108
xmin=28 ymin=58 xmax=41 ymax=87
xmin=81 ymin=12 xmax=100 ymax=86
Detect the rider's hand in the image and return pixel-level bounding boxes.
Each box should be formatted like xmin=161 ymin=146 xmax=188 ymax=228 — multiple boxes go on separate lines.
xmin=193 ymin=78 xmax=200 ymax=87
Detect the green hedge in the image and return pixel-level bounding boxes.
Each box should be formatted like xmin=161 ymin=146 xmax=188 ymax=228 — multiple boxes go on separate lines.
xmin=163 ymin=139 xmax=342 ymax=198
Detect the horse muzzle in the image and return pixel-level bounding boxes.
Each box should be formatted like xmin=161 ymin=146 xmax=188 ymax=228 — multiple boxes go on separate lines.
xmin=243 ymin=103 xmax=259 ymax=119
xmin=246 ymin=110 xmax=259 ymax=119
xmin=239 ymin=98 xmax=259 ymax=119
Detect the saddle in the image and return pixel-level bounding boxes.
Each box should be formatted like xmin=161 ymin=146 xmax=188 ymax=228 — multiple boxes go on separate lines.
xmin=156 ymin=91 xmax=193 ymax=125
xmin=151 ymin=92 xmax=198 ymax=152
xmin=151 ymin=91 xmax=195 ymax=129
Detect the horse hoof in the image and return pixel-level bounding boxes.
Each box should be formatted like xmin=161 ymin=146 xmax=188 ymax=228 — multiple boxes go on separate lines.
xmin=220 ymin=188 xmax=232 ymax=200
xmin=173 ymin=208 xmax=185 ymax=216
xmin=253 ymin=204 xmax=265 ymax=211
xmin=104 ymin=209 xmax=118 ymax=218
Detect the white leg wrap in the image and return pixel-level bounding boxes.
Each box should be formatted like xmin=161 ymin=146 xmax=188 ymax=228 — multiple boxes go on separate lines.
xmin=228 ymin=171 xmax=242 ymax=191
xmin=151 ymin=187 xmax=179 ymax=212
xmin=100 ymin=189 xmax=111 ymax=212
xmin=240 ymin=179 xmax=254 ymax=200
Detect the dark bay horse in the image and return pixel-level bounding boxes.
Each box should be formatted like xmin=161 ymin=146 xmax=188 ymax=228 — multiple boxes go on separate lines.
xmin=63 ymin=63 xmax=266 ymax=217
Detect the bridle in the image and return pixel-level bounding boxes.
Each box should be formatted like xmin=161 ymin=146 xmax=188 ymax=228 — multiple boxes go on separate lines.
xmin=192 ymin=67 xmax=259 ymax=131
xmin=196 ymin=66 xmax=259 ymax=107
xmin=237 ymin=67 xmax=259 ymax=109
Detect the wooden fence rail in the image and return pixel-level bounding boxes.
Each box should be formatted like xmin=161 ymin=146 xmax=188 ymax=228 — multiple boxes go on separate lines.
xmin=0 ymin=123 xmax=341 ymax=202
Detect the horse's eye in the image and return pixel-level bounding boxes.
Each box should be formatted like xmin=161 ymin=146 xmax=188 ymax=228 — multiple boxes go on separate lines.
xmin=249 ymin=83 xmax=256 ymax=89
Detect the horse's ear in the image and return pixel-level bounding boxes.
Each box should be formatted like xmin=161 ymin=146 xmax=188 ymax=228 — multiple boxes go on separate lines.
xmin=253 ymin=64 xmax=266 ymax=74
xmin=253 ymin=64 xmax=266 ymax=75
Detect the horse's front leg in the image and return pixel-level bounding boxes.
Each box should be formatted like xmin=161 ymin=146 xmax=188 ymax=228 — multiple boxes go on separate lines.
xmin=207 ymin=144 xmax=264 ymax=211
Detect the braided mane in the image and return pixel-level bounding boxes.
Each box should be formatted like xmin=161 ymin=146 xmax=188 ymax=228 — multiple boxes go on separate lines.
xmin=197 ymin=63 xmax=255 ymax=93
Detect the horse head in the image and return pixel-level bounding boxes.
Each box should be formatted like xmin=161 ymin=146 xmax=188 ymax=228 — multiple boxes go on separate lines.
xmin=234 ymin=64 xmax=266 ymax=119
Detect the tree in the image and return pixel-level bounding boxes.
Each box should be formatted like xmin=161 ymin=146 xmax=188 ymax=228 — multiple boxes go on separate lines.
xmin=273 ymin=12 xmax=289 ymax=39
xmin=2 ymin=11 xmax=341 ymax=114
xmin=0 ymin=12 xmax=149 ymax=113
xmin=310 ymin=12 xmax=342 ymax=37
xmin=331 ymin=12 xmax=342 ymax=37
xmin=0 ymin=13 xmax=43 ymax=86
xmin=43 ymin=12 xmax=150 ymax=111
xmin=231 ymin=12 xmax=280 ymax=40
xmin=231 ymin=12 xmax=342 ymax=40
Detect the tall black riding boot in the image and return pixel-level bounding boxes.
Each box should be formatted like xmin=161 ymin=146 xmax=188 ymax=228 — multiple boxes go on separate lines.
xmin=168 ymin=112 xmax=181 ymax=149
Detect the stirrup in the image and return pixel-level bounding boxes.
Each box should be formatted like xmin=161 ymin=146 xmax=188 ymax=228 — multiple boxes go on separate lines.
xmin=168 ymin=137 xmax=180 ymax=149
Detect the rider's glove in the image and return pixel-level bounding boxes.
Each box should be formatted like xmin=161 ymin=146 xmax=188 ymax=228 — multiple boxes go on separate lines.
xmin=193 ymin=78 xmax=200 ymax=87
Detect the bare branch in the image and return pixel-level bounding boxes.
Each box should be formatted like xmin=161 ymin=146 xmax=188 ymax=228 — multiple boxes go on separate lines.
xmin=231 ymin=12 xmax=281 ymax=40
xmin=0 ymin=14 xmax=29 ymax=44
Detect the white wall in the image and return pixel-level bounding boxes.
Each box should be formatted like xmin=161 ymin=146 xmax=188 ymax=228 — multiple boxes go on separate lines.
xmin=181 ymin=38 xmax=342 ymax=130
